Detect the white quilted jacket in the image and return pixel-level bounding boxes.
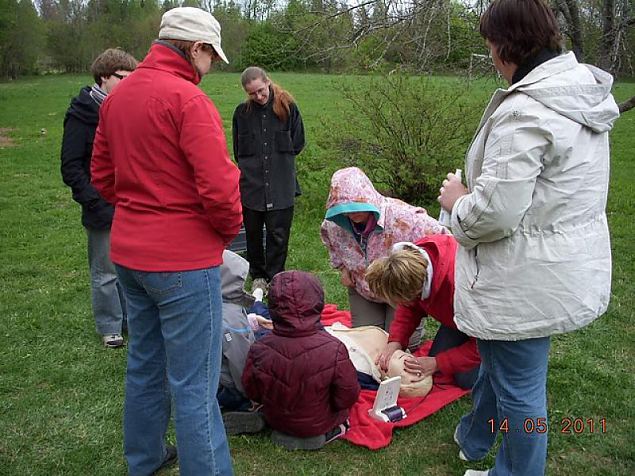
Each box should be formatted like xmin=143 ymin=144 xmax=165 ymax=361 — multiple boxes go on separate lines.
xmin=451 ymin=52 xmax=620 ymax=340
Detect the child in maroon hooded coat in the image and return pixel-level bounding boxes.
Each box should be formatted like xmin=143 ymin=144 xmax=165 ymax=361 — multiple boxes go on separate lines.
xmin=242 ymin=271 xmax=361 ymax=450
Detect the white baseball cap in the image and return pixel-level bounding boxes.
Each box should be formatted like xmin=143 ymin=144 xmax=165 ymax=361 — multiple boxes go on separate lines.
xmin=159 ymin=7 xmax=229 ymax=64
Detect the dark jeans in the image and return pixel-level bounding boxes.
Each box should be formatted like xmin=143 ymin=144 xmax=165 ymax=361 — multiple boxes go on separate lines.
xmin=217 ymin=385 xmax=251 ymax=412
xmin=243 ymin=206 xmax=294 ymax=281
xmin=428 ymin=325 xmax=479 ymax=389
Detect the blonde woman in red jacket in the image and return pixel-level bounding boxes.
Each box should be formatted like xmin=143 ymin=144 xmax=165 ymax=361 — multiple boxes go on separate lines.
xmin=366 ymin=234 xmax=480 ymax=390
xmin=91 ymin=8 xmax=240 ymax=476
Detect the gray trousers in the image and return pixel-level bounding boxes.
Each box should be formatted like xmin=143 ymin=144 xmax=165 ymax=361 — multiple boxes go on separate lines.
xmin=348 ymin=287 xmax=424 ymax=351
xmin=86 ymin=228 xmax=126 ymax=335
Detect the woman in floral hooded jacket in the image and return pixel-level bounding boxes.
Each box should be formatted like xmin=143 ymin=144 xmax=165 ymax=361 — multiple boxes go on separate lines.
xmin=320 ymin=167 xmax=446 ymax=347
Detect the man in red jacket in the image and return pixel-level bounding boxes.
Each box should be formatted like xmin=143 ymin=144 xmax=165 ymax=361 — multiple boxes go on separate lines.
xmin=367 ymin=234 xmax=480 ymax=390
xmin=242 ymin=271 xmax=361 ymax=450
xmin=91 ymin=7 xmax=241 ymax=476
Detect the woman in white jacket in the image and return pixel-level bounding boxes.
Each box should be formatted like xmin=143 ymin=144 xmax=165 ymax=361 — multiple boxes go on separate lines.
xmin=439 ymin=1 xmax=620 ymax=475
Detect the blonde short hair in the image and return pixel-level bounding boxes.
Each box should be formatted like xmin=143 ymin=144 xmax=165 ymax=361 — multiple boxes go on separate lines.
xmin=366 ymin=249 xmax=429 ymax=305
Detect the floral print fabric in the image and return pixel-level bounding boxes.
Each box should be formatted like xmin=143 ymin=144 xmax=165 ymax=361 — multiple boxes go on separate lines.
xmin=320 ymin=167 xmax=447 ymax=302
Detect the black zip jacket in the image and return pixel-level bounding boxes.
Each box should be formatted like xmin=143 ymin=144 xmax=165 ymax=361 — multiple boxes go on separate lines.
xmin=60 ymin=86 xmax=114 ymax=230
xmin=232 ymin=91 xmax=305 ymax=211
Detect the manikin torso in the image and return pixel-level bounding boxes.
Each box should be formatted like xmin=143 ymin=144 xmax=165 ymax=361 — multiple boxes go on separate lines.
xmin=326 ymin=323 xmax=433 ymax=398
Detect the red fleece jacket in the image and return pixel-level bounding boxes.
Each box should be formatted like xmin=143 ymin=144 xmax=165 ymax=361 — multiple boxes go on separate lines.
xmin=389 ymin=235 xmax=480 ymax=375
xmin=91 ymin=42 xmax=241 ymax=271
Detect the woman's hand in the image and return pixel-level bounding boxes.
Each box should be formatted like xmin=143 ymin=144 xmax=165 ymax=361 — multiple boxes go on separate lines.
xmin=340 ymin=268 xmax=354 ymax=288
xmin=438 ymin=172 xmax=468 ymax=213
xmin=404 ymin=356 xmax=438 ymax=380
xmin=376 ymin=341 xmax=403 ymax=372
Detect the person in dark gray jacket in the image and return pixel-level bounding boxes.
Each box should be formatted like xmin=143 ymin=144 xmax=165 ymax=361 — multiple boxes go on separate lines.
xmin=60 ymin=48 xmax=137 ymax=348
xmin=232 ymin=67 xmax=305 ymax=294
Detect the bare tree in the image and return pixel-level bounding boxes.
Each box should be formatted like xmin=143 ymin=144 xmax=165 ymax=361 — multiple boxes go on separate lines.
xmin=554 ymin=0 xmax=633 ymax=76
xmin=554 ymin=0 xmax=584 ymax=61
xmin=284 ymin=0 xmax=472 ymax=71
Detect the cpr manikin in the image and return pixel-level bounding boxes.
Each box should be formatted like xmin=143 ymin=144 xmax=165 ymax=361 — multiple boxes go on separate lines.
xmin=325 ymin=323 xmax=433 ymax=398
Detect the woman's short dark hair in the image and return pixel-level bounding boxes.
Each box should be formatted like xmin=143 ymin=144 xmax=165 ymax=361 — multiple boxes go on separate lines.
xmin=480 ymin=0 xmax=562 ymax=65
xmin=90 ymin=48 xmax=138 ymax=86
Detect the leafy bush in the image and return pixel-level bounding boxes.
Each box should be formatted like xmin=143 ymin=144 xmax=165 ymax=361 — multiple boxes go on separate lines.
xmin=325 ymin=73 xmax=483 ymax=205
xmin=238 ymin=23 xmax=303 ymax=71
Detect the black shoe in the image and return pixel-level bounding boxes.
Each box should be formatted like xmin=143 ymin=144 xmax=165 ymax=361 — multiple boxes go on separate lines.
xmin=271 ymin=431 xmax=326 ymax=451
xmin=152 ymin=445 xmax=177 ymax=475
xmin=223 ymin=410 xmax=266 ymax=435
xmin=324 ymin=421 xmax=349 ymax=445
xmin=271 ymin=419 xmax=349 ymax=451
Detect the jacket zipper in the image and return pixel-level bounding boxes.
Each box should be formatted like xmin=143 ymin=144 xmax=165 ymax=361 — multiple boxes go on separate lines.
xmin=470 ymin=246 xmax=480 ymax=289
xmin=362 ymin=230 xmax=380 ymax=266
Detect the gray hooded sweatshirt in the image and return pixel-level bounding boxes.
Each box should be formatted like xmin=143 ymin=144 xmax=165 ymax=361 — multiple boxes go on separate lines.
xmin=220 ymin=250 xmax=256 ymax=395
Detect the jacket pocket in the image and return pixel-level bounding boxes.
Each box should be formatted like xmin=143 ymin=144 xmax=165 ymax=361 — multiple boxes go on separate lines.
xmin=236 ymin=133 xmax=255 ymax=157
xmin=469 ymin=246 xmax=480 ymax=289
xmin=274 ymin=130 xmax=293 ymax=153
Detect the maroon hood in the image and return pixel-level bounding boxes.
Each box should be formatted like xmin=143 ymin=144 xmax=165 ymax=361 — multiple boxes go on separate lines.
xmin=268 ymin=271 xmax=324 ymax=337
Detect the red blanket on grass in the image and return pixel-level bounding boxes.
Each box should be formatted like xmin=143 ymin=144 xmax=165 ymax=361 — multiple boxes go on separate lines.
xmin=321 ymin=303 xmax=470 ymax=450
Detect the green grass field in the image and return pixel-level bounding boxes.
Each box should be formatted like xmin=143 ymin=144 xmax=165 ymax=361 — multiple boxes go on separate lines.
xmin=0 ymin=72 xmax=633 ymax=475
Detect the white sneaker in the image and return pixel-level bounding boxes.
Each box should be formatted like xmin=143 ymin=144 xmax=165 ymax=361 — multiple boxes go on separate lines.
xmin=102 ymin=333 xmax=124 ymax=348
xmin=252 ymin=287 xmax=264 ymax=302
xmin=464 ymin=470 xmax=489 ymax=476
xmin=454 ymin=425 xmax=468 ymax=461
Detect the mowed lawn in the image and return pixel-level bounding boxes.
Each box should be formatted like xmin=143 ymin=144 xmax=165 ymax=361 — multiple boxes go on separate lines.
xmin=0 ymin=72 xmax=633 ymax=476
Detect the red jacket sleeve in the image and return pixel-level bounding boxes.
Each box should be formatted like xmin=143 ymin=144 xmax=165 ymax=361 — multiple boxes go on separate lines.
xmin=179 ymin=95 xmax=242 ymax=245
xmin=90 ymin=105 xmax=116 ymax=205
xmin=330 ymin=344 xmax=361 ymax=411
xmin=389 ymin=301 xmax=426 ymax=349
xmin=434 ymin=337 xmax=480 ymax=375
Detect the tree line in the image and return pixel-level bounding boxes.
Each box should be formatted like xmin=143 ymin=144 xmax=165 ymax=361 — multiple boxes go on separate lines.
xmin=0 ymin=0 xmax=633 ymax=79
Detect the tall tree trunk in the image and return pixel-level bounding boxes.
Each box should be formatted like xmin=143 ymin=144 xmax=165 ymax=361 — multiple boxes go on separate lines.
xmin=598 ymin=0 xmax=616 ymax=73
xmin=555 ymin=0 xmax=584 ymax=61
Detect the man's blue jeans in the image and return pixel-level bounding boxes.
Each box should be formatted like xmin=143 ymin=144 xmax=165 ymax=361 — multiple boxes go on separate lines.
xmin=455 ymin=337 xmax=551 ymax=476
xmin=116 ymin=265 xmax=233 ymax=476
xmin=86 ymin=228 xmax=126 ymax=335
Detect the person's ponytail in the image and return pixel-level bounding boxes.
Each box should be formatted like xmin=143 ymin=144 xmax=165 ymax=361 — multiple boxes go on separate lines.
xmin=271 ymin=83 xmax=294 ymax=123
